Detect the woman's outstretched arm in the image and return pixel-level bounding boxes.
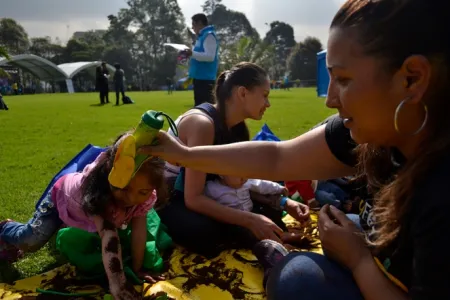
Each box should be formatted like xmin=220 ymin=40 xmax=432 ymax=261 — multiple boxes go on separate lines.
xmin=147 ymin=124 xmax=354 ymax=182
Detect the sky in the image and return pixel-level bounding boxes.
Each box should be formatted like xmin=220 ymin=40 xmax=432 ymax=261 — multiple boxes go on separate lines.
xmin=1 ymin=0 xmax=346 ymax=46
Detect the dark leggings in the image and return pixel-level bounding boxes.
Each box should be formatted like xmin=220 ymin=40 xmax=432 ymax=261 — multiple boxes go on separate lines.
xmin=158 ymin=190 xmax=287 ymax=258
xmin=99 ymin=86 xmax=109 ymax=104
xmin=266 ymin=252 xmax=363 ymax=300
xmin=266 ymin=214 xmax=364 ymax=300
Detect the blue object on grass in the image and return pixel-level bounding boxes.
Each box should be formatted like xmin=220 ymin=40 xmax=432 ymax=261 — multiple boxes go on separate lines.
xmin=317 ymin=50 xmax=329 ymax=98
xmin=252 ymin=123 xmax=281 ymax=142
xmin=252 ymin=124 xmax=284 ymax=187
xmin=35 ymin=144 xmax=107 ymax=209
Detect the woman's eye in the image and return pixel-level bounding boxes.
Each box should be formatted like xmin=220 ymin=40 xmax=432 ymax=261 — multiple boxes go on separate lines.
xmin=335 ymin=77 xmax=350 ymax=86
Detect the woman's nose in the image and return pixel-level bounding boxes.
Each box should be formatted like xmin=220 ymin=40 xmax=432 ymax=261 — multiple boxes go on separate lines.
xmin=325 ymin=82 xmax=340 ymax=109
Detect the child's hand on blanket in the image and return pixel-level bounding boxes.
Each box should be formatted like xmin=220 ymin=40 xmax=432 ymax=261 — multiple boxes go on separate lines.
xmin=285 ymin=199 xmax=310 ymax=222
xmin=246 ymin=214 xmax=284 ymax=243
xmin=138 ymin=270 xmax=166 ymax=284
xmin=281 ymin=231 xmax=304 ymax=244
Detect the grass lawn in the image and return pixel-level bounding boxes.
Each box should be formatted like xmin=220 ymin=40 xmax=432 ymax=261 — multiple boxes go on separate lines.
xmin=0 ymin=87 xmax=334 ymax=283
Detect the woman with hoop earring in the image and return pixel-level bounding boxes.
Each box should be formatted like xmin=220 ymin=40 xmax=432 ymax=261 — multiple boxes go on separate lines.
xmin=139 ymin=1 xmax=450 ymax=299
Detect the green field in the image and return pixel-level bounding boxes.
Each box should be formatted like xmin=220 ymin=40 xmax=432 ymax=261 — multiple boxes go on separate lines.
xmin=0 ymin=88 xmax=334 ymax=283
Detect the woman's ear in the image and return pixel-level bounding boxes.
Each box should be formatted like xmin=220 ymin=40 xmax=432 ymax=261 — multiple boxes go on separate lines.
xmin=401 ymin=55 xmax=432 ymax=104
xmin=237 ymin=86 xmax=247 ymax=100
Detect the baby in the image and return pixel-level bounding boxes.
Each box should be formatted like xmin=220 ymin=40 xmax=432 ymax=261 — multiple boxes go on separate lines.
xmin=204 ymin=175 xmax=287 ymax=212
xmin=205 ymin=175 xmax=312 ymax=251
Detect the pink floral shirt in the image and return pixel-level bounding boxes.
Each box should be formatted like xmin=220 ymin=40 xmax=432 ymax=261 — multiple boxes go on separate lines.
xmin=52 ymin=152 xmax=157 ymax=232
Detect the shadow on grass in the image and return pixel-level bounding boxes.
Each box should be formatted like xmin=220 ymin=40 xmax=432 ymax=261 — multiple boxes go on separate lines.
xmin=0 ymin=236 xmax=68 ymax=284
xmin=0 ymin=261 xmax=20 ymax=284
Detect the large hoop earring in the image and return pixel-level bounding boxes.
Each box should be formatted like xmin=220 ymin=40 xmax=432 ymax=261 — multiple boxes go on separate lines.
xmin=394 ymin=97 xmax=428 ymax=135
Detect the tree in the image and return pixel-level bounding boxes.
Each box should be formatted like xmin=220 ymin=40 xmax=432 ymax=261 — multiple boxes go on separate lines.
xmin=125 ymin=0 xmax=186 ymax=86
xmin=0 ymin=46 xmax=11 ymax=78
xmin=28 ymin=36 xmax=65 ymax=62
xmin=104 ymin=10 xmax=135 ymax=47
xmin=62 ymin=39 xmax=96 ymax=62
xmin=221 ymin=36 xmax=275 ymax=72
xmin=202 ymin=0 xmax=224 ymax=21
xmin=203 ymin=1 xmax=258 ymax=49
xmin=0 ymin=18 xmax=29 ymax=54
xmin=286 ymin=36 xmax=323 ymax=83
xmin=75 ymin=30 xmax=107 ymax=60
xmin=0 ymin=46 xmax=10 ymax=60
xmin=263 ymin=21 xmax=296 ymax=79
xmin=103 ymin=46 xmax=134 ymax=82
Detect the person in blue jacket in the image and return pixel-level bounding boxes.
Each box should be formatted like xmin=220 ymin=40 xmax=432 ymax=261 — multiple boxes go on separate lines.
xmin=184 ymin=13 xmax=219 ymax=106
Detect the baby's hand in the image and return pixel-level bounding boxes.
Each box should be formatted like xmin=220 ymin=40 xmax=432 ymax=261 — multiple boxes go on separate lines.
xmin=281 ymin=231 xmax=304 ymax=244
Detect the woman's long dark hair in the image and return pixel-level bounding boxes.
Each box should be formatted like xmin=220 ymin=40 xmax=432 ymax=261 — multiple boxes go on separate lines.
xmin=214 ymin=62 xmax=268 ymax=143
xmin=331 ymin=0 xmax=450 ymax=250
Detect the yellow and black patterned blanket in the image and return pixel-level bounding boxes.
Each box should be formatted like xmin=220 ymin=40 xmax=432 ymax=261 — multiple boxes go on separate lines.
xmin=0 ymin=214 xmax=321 ymax=300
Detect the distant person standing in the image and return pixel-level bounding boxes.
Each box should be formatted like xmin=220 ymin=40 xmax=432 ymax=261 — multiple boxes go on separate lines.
xmin=101 ymin=62 xmax=110 ymax=104
xmin=12 ymin=82 xmax=18 ymax=95
xmin=113 ymin=63 xmax=126 ymax=105
xmin=96 ymin=63 xmax=110 ymax=105
xmin=283 ymin=75 xmax=290 ymax=91
xmin=95 ymin=66 xmax=103 ymax=104
xmin=166 ymin=77 xmax=174 ymax=95
xmin=184 ymin=13 xmax=219 ymax=106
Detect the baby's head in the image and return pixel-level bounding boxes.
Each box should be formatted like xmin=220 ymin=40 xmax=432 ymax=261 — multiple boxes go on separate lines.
xmin=82 ymin=132 xmax=167 ymax=217
xmin=220 ymin=175 xmax=247 ymax=189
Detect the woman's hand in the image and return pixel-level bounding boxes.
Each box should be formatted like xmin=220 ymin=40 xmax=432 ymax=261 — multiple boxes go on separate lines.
xmin=138 ymin=270 xmax=166 ymax=284
xmin=245 ymin=213 xmax=284 ymax=243
xmin=285 ymin=199 xmax=310 ymax=222
xmin=138 ymin=131 xmax=187 ymax=165
xmin=318 ymin=205 xmax=372 ymax=271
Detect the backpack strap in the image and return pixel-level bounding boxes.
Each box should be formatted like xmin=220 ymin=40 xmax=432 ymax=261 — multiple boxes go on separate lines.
xmin=174 ymin=103 xmax=225 ymax=193
xmin=194 ymin=103 xmax=225 ymax=145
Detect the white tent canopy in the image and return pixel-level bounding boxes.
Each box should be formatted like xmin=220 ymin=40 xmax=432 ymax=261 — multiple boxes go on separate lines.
xmin=58 ymin=61 xmax=115 ymax=79
xmin=57 ymin=61 xmax=116 ymax=93
xmin=0 ymin=54 xmax=67 ymax=81
xmin=0 ymin=56 xmax=117 ymax=93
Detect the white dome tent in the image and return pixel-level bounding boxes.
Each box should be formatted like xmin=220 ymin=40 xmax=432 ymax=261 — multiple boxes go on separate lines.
xmin=0 ymin=54 xmax=67 ymax=81
xmin=58 ymin=61 xmax=115 ymax=93
xmin=0 ymin=55 xmax=116 ymax=94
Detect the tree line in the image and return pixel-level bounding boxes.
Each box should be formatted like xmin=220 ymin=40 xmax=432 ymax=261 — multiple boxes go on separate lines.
xmin=0 ymin=0 xmax=323 ymax=90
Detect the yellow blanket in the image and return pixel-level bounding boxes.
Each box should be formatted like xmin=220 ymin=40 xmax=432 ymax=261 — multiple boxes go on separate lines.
xmin=0 ymin=215 xmax=321 ymax=300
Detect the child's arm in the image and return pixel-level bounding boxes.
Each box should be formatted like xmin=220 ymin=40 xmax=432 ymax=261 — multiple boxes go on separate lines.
xmin=131 ymin=216 xmax=147 ymax=274
xmin=247 ymin=179 xmax=285 ymax=195
xmin=249 ymin=191 xmax=282 ymax=210
xmin=93 ymin=216 xmax=141 ymax=299
xmin=130 ymin=211 xmax=165 ymax=283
